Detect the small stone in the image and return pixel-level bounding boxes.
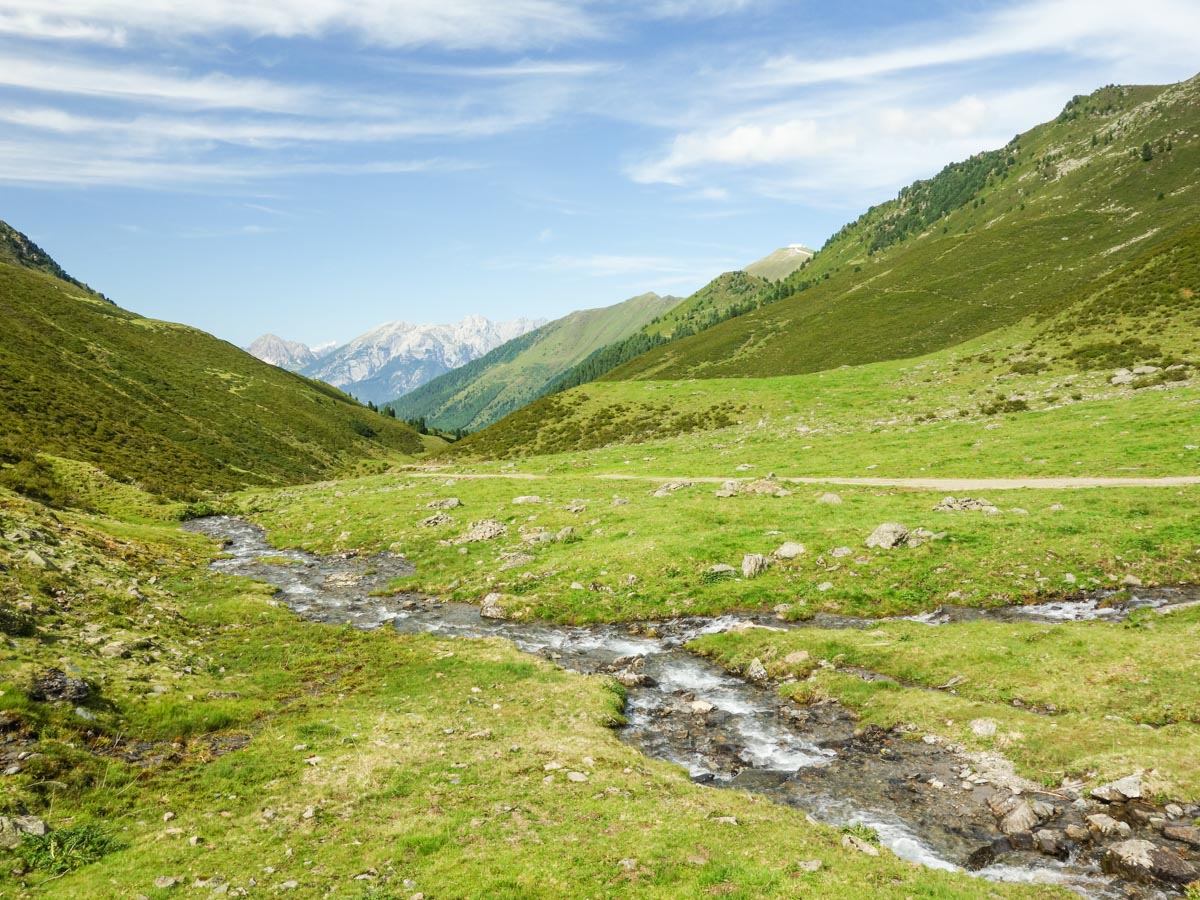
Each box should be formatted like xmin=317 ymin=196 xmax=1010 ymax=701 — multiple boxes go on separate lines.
xmin=566 ymin=771 xmax=588 ymax=783
xmin=512 ymin=496 xmax=544 ymax=505
xmin=188 ymin=835 xmax=204 ymax=846
xmin=866 ymin=523 xmax=910 ymax=550
xmin=1087 ymin=813 xmax=1130 ymax=837
xmin=1162 ymin=824 xmax=1200 ymax=848
xmin=154 ymin=876 xmax=181 ymax=889
xmin=163 ymin=811 xmax=176 ymax=822
xmin=713 ymin=816 xmax=739 ymax=826
xmin=741 ymin=554 xmax=770 ymax=579
xmin=480 ymin=593 xmax=509 ymax=620
xmin=690 ymin=701 xmax=715 ymax=715
xmin=1164 ymin=803 xmax=1184 ymax=819
xmin=617 ymin=858 xmax=637 ymax=871
xmin=796 ymin=859 xmax=822 ymax=872
xmin=746 ymin=658 xmax=769 ymax=684
xmin=969 ymin=718 xmax=997 ymax=737
xmin=1000 ymin=801 xmax=1039 ymax=835
xmin=706 ymin=563 xmax=736 ymax=579
xmin=841 ymin=834 xmax=879 ymax=856
xmin=817 ymin=581 xmax=833 ymax=592
xmin=773 ymin=542 xmax=806 ymax=560
xmin=816 ymin=493 xmax=842 ymax=505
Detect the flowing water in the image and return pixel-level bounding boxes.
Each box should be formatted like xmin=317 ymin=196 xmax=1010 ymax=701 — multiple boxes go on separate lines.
xmin=186 ymin=517 xmax=1198 ymax=899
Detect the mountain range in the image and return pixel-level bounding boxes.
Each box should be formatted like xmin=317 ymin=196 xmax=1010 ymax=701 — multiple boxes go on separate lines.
xmin=247 ymin=314 xmax=543 ymax=405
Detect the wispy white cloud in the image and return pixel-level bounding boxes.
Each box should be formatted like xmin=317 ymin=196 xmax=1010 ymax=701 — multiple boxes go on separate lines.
xmin=0 ymin=0 xmax=602 ymax=49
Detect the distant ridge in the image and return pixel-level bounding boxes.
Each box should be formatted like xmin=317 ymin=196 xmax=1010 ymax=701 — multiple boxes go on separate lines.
xmin=247 ymin=333 xmax=321 ymax=371
xmin=390 ymin=291 xmax=680 ymax=431
xmin=744 ymin=244 xmax=814 ymax=281
xmin=302 ymin=314 xmax=544 ymax=405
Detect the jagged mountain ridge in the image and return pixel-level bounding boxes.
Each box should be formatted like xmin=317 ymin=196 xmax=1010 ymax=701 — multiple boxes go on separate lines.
xmin=246 ymin=333 xmax=321 ymax=371
xmin=301 ymin=314 xmax=544 ymax=404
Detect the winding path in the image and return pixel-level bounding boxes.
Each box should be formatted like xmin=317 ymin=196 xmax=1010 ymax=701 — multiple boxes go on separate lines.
xmin=408 ymin=470 xmax=1200 ymax=490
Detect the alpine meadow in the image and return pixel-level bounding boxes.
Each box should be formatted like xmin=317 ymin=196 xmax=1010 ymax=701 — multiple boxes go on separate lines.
xmin=1 ymin=6 xmax=1199 ymax=900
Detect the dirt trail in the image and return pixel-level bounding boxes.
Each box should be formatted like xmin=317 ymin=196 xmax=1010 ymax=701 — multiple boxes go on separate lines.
xmin=409 ymin=470 xmax=1200 ymax=490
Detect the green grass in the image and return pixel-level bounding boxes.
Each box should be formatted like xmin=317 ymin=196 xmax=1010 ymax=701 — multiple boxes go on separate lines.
xmin=689 ymin=604 xmax=1200 ymax=799
xmin=237 ymin=471 xmax=1200 ymax=622
xmin=0 ymin=490 xmax=1049 ymax=899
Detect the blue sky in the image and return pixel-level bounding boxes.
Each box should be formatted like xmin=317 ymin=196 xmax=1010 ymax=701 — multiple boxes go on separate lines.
xmin=1 ymin=0 xmax=1197 ymax=348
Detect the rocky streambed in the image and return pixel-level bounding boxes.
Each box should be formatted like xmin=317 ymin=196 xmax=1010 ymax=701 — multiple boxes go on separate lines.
xmin=186 ymin=516 xmax=1200 ymax=899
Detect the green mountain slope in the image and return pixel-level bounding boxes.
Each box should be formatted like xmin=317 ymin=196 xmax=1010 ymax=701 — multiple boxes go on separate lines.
xmin=0 ymin=226 xmax=424 ymax=499
xmin=606 ymin=77 xmax=1198 ymax=382
xmin=544 ymin=271 xmax=774 ymax=396
xmin=390 ymin=291 xmax=679 ymax=431
xmin=0 ymin=220 xmax=94 ymax=295
xmin=446 ymin=73 xmax=1200 ymax=460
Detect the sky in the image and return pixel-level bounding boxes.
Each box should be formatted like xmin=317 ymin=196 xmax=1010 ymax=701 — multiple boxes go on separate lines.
xmin=1 ymin=0 xmax=1197 ymax=348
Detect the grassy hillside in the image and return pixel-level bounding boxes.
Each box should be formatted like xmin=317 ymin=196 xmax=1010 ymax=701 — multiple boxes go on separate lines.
xmin=744 ymin=244 xmax=814 ymax=281
xmin=390 ymin=291 xmax=679 ymax=431
xmin=443 ymin=74 xmax=1199 ymax=463
xmin=0 ymin=220 xmax=94 ymax=295
xmin=0 ymin=239 xmax=424 ymax=500
xmin=606 ymin=77 xmax=1198 ymax=381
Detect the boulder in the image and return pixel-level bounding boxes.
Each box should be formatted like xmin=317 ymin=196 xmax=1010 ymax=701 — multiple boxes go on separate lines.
xmin=1000 ymin=801 xmax=1039 ymax=835
xmin=866 ymin=523 xmax=910 ymax=550
xmin=651 ymin=481 xmax=692 ymax=498
xmin=426 ymin=498 xmax=462 ymax=510
xmin=1092 ymin=774 xmax=1142 ymax=802
xmin=420 ymin=512 xmax=454 ymax=527
xmin=511 ymin=496 xmax=544 ymax=505
xmin=970 ymin=718 xmax=998 ymax=737
xmin=742 ymin=554 xmax=770 ymax=579
xmin=1162 ymin=824 xmax=1200 ymax=848
xmin=706 ymin=564 xmax=737 ymax=579
xmin=1102 ymin=839 xmax=1199 ymax=887
xmin=454 ymin=520 xmax=508 ymax=544
xmin=1111 ymin=370 xmax=1135 ymax=386
xmin=479 ymin=593 xmax=509 ymax=620
xmin=746 ymin=658 xmax=769 ymax=684
xmin=1087 ymin=813 xmax=1131 ymax=837
xmin=816 ymin=493 xmax=842 ymax=505
xmin=29 ymin=667 xmax=89 ymax=703
xmin=773 ymin=542 xmax=806 ymax=560
xmin=1132 ymin=365 xmax=1160 ymax=375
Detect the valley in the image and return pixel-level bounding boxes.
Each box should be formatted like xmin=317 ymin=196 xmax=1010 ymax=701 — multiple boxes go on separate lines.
xmin=1 ymin=70 xmax=1199 ymax=900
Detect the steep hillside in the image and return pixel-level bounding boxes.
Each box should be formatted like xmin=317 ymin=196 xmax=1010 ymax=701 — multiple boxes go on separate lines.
xmin=545 ymin=272 xmax=770 ymax=396
xmin=246 ymin=333 xmax=321 ymax=371
xmin=607 ymin=76 xmax=1199 ymax=381
xmin=744 ymin=244 xmax=814 ymax=281
xmin=303 ymin=314 xmax=543 ymax=404
xmin=390 ymin=291 xmax=679 ymax=431
xmin=0 ymin=229 xmax=424 ymax=499
xmin=0 ymin=220 xmax=94 ymax=295
xmin=446 ymin=74 xmax=1200 ymax=461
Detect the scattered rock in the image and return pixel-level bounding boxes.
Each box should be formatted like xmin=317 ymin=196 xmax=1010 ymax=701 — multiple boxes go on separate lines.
xmin=651 ymin=481 xmax=692 ymax=498
xmin=0 ymin=816 xmax=47 ymax=850
xmin=829 ymin=546 xmax=852 ymax=558
xmin=690 ymin=701 xmax=715 ymax=715
xmin=1132 ymin=365 xmax=1160 ymax=375
xmin=1111 ymin=370 xmax=1135 ymax=386
xmin=1087 ymin=813 xmax=1132 ymax=837
xmin=713 ymin=816 xmax=739 ymax=826
xmin=1122 ymin=574 xmax=1143 ymax=588
xmin=934 ymin=496 xmax=999 ymax=514
xmin=841 ymin=834 xmax=879 ymax=856
xmin=741 ymin=554 xmax=770 ymax=579
xmin=816 ymin=493 xmax=842 ymax=505
xmin=970 ymin=718 xmax=997 ymax=737
xmin=426 ymin=498 xmax=462 ymax=510
xmin=29 ymin=667 xmax=89 ymax=703
xmin=480 ymin=593 xmax=509 ymax=620
xmin=795 ymin=859 xmax=822 ymax=873
xmin=866 ymin=523 xmax=910 ymax=550
xmin=1092 ymin=774 xmax=1142 ymax=802
xmin=746 ymin=658 xmax=769 ymax=684
xmin=100 ymin=640 xmax=130 ymax=658
xmin=512 ymin=496 xmax=544 ymax=505
xmin=772 ymin=542 xmax=806 ymax=560
xmin=1000 ymin=801 xmax=1039 ymax=835
xmin=454 ymin=520 xmax=508 ymax=544
xmin=782 ymin=650 xmax=810 ymax=666
xmin=419 ymin=513 xmax=454 ymax=528
xmin=566 ymin=771 xmax=588 ymax=783
xmin=1162 ymin=824 xmax=1200 ymax=848
xmin=555 ymin=527 xmax=577 ymax=543
xmin=154 ymin=876 xmax=181 ymax=889
xmin=706 ymin=564 xmax=737 ymax=579
xmin=1103 ymin=839 xmax=1199 ymax=887
xmin=565 ymin=500 xmax=587 ymax=514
